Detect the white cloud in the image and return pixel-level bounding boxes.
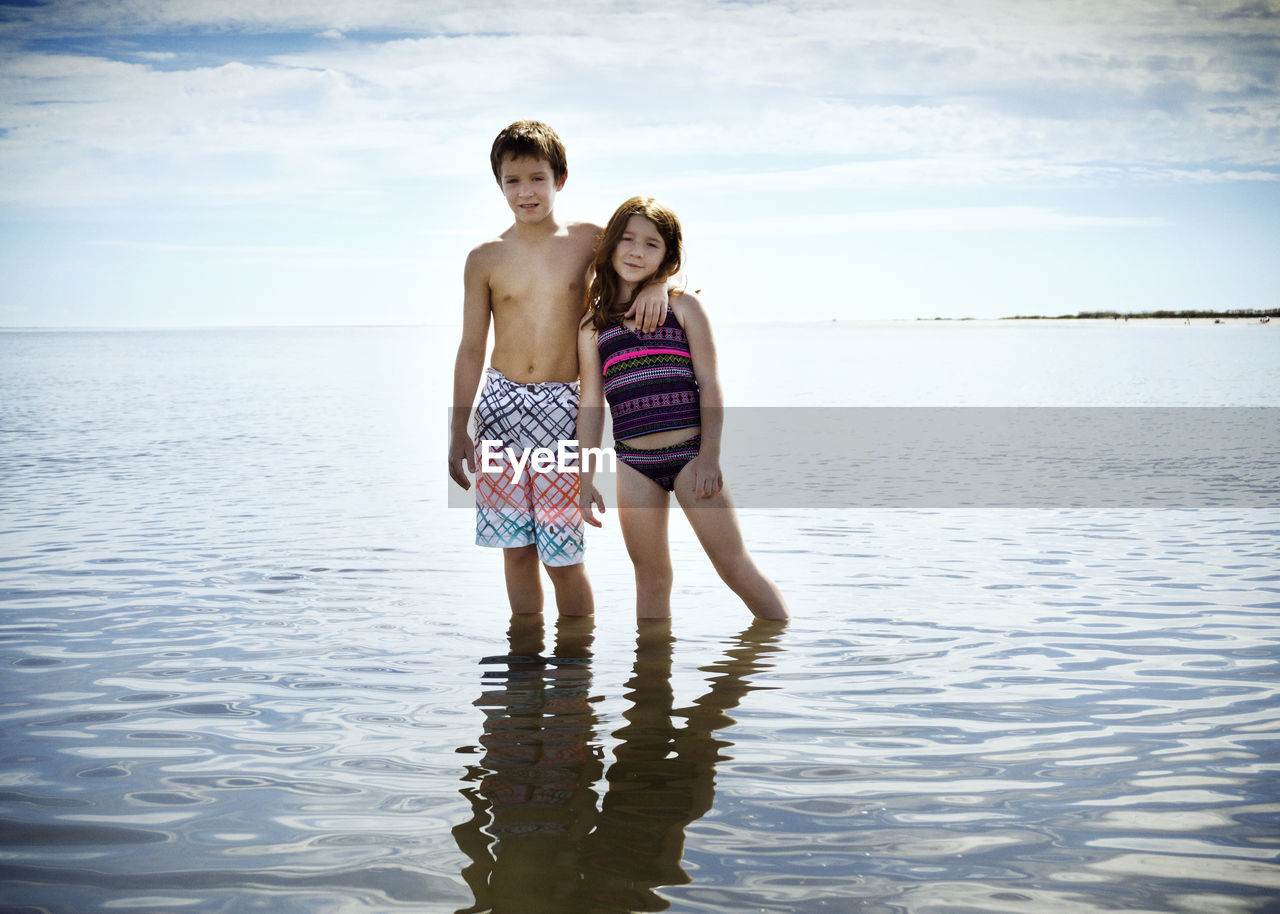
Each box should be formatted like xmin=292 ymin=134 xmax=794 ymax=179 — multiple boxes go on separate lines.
xmin=1 ymin=0 xmax=1276 ymax=328
xmin=2 ymin=0 xmax=1276 ymax=213
xmin=87 ymin=239 xmax=418 ymax=261
xmin=652 ymin=157 xmax=1280 ymax=198
xmin=698 ymin=206 xmax=1170 ymax=237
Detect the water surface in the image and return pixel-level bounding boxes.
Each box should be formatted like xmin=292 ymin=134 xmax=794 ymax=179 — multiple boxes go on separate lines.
xmin=2 ymin=324 xmax=1278 ymax=912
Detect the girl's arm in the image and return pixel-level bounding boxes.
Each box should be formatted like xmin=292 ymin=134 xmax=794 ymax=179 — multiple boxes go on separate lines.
xmin=674 ymin=294 xmax=725 ymax=500
xmin=576 ymin=323 xmax=608 ymax=527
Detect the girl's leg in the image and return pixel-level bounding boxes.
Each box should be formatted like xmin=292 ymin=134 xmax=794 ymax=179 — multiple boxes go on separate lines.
xmin=616 ymin=462 xmax=674 ymax=619
xmin=673 ymin=470 xmax=789 ymax=621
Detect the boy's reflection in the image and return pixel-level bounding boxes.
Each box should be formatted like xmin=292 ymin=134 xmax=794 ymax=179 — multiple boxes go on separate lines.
xmin=454 ymin=614 xmax=603 ymax=912
xmin=454 ymin=617 xmax=785 ymax=913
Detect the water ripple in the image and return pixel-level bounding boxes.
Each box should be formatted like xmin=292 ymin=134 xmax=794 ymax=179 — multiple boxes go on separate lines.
xmin=3 ymin=329 xmax=1278 ymax=911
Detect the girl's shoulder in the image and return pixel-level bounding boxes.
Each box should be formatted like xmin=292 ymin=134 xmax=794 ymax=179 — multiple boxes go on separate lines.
xmin=669 ymin=290 xmax=708 ymax=331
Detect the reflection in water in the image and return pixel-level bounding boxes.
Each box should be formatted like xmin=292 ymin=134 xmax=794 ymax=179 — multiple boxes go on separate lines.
xmin=453 ymin=618 xmax=785 ymax=913
xmin=453 ymin=615 xmax=603 ymax=912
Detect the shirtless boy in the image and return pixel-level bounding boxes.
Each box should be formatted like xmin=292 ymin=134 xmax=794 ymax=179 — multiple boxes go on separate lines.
xmin=447 ymin=121 xmax=666 ymax=617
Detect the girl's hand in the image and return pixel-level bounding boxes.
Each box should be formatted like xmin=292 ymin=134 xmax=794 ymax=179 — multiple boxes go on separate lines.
xmin=689 ymin=455 xmax=723 ymax=500
xmin=580 ymin=482 xmax=607 ymax=527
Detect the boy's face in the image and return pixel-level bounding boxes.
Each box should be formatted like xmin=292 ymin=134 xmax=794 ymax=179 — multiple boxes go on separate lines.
xmin=498 ymin=155 xmax=564 ymax=224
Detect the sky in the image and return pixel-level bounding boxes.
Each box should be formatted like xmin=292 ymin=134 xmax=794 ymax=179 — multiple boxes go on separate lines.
xmin=0 ymin=0 xmax=1277 ymax=327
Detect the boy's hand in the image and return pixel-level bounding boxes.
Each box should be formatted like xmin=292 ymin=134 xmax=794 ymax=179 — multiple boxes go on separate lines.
xmin=626 ymin=281 xmax=669 ymax=333
xmin=579 ymin=482 xmax=607 ymax=527
xmin=448 ymin=430 xmax=475 ymax=490
xmin=689 ymin=455 xmax=723 ymax=500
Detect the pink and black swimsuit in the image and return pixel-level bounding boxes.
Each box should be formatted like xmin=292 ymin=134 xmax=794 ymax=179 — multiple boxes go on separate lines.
xmin=598 ymin=308 xmax=702 ymax=491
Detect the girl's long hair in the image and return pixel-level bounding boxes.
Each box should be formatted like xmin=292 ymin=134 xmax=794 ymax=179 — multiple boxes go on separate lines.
xmin=583 ymin=196 xmax=683 ymax=333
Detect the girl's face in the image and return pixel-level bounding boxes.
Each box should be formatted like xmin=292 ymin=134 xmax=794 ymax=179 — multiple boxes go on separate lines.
xmin=611 ymin=214 xmax=667 ymax=291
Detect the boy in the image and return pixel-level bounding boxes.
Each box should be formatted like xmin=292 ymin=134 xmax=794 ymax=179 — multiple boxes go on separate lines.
xmin=448 ymin=121 xmax=667 ymax=617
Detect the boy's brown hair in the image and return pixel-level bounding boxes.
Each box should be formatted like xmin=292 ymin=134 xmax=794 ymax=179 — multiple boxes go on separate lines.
xmin=490 ymin=120 xmax=568 ymax=185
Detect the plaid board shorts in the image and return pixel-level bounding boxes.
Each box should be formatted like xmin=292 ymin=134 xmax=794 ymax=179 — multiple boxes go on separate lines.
xmin=473 ymin=368 xmax=584 ymax=567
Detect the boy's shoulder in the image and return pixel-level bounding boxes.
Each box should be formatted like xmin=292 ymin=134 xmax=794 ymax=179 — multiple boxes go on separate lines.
xmin=469 ymin=219 xmax=600 ymax=255
xmin=465 ymin=232 xmax=505 ymax=270
xmin=564 ymin=219 xmax=604 ymax=245
xmin=568 ymin=219 xmax=603 ymax=235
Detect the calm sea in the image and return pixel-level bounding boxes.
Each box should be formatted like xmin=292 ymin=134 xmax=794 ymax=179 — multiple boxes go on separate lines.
xmin=2 ymin=322 xmax=1278 ymax=913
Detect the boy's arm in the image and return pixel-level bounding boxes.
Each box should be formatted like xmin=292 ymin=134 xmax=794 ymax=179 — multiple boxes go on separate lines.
xmin=576 ymin=323 xmax=607 ymax=527
xmin=448 ymin=248 xmax=492 ymax=491
xmin=677 ymin=294 xmax=725 ymax=500
xmin=626 ymin=280 xmax=671 ymax=333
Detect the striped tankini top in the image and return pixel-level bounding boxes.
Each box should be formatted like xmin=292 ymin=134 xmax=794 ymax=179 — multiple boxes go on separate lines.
xmin=597 ymin=308 xmax=700 ymax=441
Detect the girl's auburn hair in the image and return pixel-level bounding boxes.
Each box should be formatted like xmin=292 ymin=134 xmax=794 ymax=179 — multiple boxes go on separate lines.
xmin=583 ymin=196 xmax=684 ymax=333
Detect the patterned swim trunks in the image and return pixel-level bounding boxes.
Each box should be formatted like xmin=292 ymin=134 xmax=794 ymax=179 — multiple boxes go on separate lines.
xmin=473 ymin=368 xmax=584 ymax=567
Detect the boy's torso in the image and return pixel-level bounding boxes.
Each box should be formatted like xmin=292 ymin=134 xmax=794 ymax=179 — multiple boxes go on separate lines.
xmin=485 ymin=222 xmax=599 ymax=384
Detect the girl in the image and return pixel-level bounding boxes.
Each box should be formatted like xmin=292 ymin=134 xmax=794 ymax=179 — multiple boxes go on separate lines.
xmin=577 ymin=197 xmax=789 ymax=621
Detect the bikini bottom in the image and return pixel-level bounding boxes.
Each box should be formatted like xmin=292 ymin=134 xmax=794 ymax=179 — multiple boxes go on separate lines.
xmin=613 ymin=435 xmax=701 ymax=493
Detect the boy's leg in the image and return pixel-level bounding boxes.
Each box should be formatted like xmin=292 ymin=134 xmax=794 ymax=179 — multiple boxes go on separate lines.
xmin=616 ymin=463 xmax=674 ymax=619
xmin=473 ymin=369 xmax=544 ymax=614
xmin=504 ymin=544 xmax=544 ymax=614
xmin=543 ymin=562 xmax=593 ymax=617
xmin=672 ymin=469 xmax=789 ymax=621
xmin=532 ymin=469 xmax=591 ymax=616
xmin=526 ymin=380 xmax=590 ymax=617
xmin=477 ymin=460 xmax=540 ymax=613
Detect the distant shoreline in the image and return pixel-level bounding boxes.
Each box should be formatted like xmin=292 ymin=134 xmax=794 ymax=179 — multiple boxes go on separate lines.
xmin=1000 ymin=309 xmax=1277 ymax=323
xmin=3 ymin=310 xmax=1276 ymax=333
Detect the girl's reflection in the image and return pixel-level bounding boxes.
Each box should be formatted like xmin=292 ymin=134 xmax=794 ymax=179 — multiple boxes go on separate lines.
xmin=453 ymin=617 xmax=785 ymax=913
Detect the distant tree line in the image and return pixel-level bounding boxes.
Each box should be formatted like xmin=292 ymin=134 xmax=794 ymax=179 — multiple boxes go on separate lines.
xmin=1005 ymin=309 xmax=1279 ymax=320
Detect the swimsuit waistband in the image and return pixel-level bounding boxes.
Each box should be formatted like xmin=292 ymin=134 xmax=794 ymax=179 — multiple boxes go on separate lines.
xmin=486 ymin=366 xmax=579 ymax=393
xmin=614 ymin=434 xmax=701 ymax=455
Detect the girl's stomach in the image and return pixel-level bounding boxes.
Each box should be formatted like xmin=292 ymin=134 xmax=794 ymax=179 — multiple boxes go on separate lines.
xmin=615 ymin=426 xmax=700 ymax=450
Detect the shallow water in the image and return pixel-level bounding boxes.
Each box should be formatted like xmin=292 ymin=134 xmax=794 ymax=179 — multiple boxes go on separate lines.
xmin=2 ymin=325 xmax=1278 ymax=912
